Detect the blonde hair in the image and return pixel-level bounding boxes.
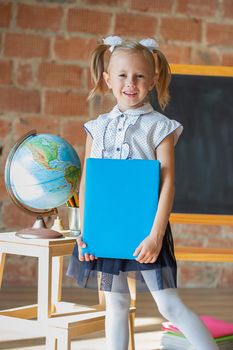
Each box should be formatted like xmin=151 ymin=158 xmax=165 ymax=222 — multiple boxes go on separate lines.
xmin=88 ymin=40 xmax=171 ymax=110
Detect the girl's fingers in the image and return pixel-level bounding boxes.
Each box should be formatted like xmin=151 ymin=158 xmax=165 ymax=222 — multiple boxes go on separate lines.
xmin=78 ymin=252 xmax=84 ymax=261
xmin=76 ymin=236 xmax=86 ymax=248
xmin=133 ymin=244 xmax=142 ymax=257
xmin=137 ymin=252 xmax=157 ymax=264
xmin=77 ymin=237 xmax=96 ymax=261
xmin=84 ymin=253 xmax=90 ymax=261
xmin=79 ymin=241 xmax=86 ymax=248
xmin=136 ymin=251 xmax=146 ymax=262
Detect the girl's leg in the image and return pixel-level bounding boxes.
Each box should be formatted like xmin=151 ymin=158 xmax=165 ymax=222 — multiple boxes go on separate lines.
xmin=141 ymin=271 xmax=218 ymax=350
xmin=104 ymin=272 xmax=131 ymax=350
xmin=152 ymin=288 xmax=218 ymax=350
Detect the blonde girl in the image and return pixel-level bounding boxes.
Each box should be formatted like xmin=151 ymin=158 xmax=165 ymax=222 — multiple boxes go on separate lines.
xmin=67 ymin=36 xmax=218 ymax=350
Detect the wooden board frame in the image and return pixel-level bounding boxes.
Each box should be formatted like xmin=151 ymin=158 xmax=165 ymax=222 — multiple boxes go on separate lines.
xmin=169 ymin=64 xmax=233 ymax=226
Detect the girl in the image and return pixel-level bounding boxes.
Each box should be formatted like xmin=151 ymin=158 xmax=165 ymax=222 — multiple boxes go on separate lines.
xmin=67 ymin=36 xmax=218 ymax=350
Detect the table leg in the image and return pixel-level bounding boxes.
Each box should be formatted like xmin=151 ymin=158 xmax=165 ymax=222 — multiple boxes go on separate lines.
xmin=38 ymin=248 xmax=52 ymax=321
xmin=52 ymin=256 xmax=63 ymax=306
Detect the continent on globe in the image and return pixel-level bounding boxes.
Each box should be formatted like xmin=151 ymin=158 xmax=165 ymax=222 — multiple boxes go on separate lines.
xmin=5 ymin=132 xmax=81 ymax=212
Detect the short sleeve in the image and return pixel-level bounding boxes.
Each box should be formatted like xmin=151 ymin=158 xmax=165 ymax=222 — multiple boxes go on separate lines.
xmin=153 ymin=118 xmax=183 ymax=149
xmin=83 ymin=120 xmax=96 ymax=139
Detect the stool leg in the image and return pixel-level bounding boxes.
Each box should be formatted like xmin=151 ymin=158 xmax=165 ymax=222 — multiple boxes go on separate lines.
xmin=128 ymin=313 xmax=135 ymax=350
xmin=46 ymin=333 xmax=57 ymax=350
xmin=0 ymin=253 xmax=6 ymax=288
xmin=52 ymin=256 xmax=63 ymax=307
xmin=57 ymin=329 xmax=71 ymax=350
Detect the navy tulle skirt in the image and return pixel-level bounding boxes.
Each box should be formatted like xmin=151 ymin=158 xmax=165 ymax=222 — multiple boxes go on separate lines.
xmin=67 ymin=223 xmax=177 ymax=293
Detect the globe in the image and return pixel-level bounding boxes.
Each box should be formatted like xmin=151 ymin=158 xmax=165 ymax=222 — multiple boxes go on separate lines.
xmin=5 ymin=130 xmax=81 ymax=238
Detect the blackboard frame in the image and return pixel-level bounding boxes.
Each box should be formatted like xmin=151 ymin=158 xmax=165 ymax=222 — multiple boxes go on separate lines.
xmin=168 ymin=64 xmax=233 ymax=226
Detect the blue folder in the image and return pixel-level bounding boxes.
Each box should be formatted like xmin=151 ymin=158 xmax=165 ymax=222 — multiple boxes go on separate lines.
xmin=82 ymin=158 xmax=160 ymax=260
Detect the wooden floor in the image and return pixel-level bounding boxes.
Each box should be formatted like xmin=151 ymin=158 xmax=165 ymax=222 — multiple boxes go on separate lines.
xmin=0 ymin=287 xmax=233 ymax=349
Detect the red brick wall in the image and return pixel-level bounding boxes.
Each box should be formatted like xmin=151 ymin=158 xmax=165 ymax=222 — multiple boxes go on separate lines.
xmin=0 ymin=0 xmax=232 ymax=288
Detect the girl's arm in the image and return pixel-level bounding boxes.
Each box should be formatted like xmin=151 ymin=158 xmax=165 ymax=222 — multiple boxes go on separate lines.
xmin=133 ymin=133 xmax=175 ymax=263
xmin=77 ymin=133 xmax=95 ymax=262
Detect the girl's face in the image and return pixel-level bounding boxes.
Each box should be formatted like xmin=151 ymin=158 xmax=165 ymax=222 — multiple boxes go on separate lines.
xmin=103 ymin=50 xmax=156 ymax=112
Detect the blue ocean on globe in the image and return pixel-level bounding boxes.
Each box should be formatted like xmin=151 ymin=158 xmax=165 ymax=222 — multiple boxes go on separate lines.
xmin=8 ymin=133 xmax=81 ymax=210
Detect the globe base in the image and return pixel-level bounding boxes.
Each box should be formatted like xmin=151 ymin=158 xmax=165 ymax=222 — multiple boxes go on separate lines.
xmin=15 ymin=228 xmax=63 ymax=239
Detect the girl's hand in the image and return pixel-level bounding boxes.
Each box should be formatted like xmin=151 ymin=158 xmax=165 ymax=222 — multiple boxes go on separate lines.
xmin=133 ymin=234 xmax=163 ymax=264
xmin=76 ymin=236 xmax=96 ymax=262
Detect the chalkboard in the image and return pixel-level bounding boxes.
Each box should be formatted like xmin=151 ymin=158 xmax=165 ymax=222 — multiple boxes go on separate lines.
xmin=150 ymin=68 xmax=233 ymax=216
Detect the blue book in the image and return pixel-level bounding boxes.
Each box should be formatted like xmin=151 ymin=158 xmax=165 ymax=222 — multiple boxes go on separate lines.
xmin=82 ymin=158 xmax=160 ymax=259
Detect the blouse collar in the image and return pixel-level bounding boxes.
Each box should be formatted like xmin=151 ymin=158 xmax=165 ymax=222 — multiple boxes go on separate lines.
xmin=108 ymin=102 xmax=154 ymax=118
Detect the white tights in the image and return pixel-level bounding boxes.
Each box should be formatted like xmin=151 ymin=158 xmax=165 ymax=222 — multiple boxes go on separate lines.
xmin=104 ymin=274 xmax=219 ymax=350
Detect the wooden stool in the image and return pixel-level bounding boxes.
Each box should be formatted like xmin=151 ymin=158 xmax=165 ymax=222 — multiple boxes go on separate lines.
xmin=46 ymin=305 xmax=136 ymax=350
xmin=46 ymin=276 xmax=136 ymax=350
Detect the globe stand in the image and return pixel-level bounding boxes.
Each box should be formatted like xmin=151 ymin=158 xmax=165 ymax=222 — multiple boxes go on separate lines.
xmin=15 ymin=215 xmax=63 ymax=239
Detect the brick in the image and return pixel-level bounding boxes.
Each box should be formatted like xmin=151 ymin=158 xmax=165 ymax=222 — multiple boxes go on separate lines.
xmin=218 ymin=267 xmax=233 ymax=287
xmin=129 ymin=0 xmax=173 ymax=13
xmin=115 ymin=13 xmax=157 ymax=37
xmin=67 ymin=9 xmax=110 ymax=34
xmin=76 ymin=146 xmax=85 ymax=166
xmin=176 ymin=0 xmax=217 ymax=17
xmin=17 ymin=4 xmax=63 ymax=31
xmin=85 ymin=0 xmax=124 ymax=5
xmin=2 ymin=202 xmax=35 ymax=230
xmin=178 ymin=263 xmax=219 ymax=287
xmin=17 ymin=64 xmax=33 ymax=87
xmin=221 ymin=225 xmax=233 ymax=234
xmin=0 ymin=118 xmax=11 ymax=137
xmin=223 ymin=0 xmax=233 ymax=19
xmin=174 ymin=238 xmax=204 ymax=247
xmin=38 ymin=62 xmax=81 ymax=88
xmin=207 ymin=23 xmax=233 ymax=46
xmin=62 ymin=119 xmax=86 ymax=146
xmin=0 ymin=87 xmax=40 ymax=113
xmin=90 ymin=94 xmax=115 ymax=116
xmin=0 ymin=140 xmax=12 ymax=174
xmin=3 ymin=255 xmax=37 ymax=286
xmin=0 ymin=60 xmax=12 ymax=85
xmin=0 ymin=3 xmax=11 ymax=28
xmin=205 ymin=237 xmax=233 ymax=248
xmin=192 ymin=49 xmax=221 ymax=65
xmin=0 ymin=175 xmax=8 ymax=201
xmin=14 ymin=116 xmax=60 ymax=138
xmin=161 ymin=18 xmax=202 ymax=42
xmin=4 ymin=33 xmax=49 ymax=58
xmin=175 ymin=223 xmax=220 ymax=237
xmin=222 ymin=53 xmax=233 ymax=66
xmin=45 ymin=91 xmax=87 ymax=116
xmin=54 ymin=36 xmax=96 ymax=61
xmin=159 ymin=44 xmax=192 ymax=64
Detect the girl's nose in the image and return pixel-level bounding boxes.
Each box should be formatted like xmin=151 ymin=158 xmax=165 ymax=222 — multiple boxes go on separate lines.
xmin=126 ymin=80 xmax=135 ymax=88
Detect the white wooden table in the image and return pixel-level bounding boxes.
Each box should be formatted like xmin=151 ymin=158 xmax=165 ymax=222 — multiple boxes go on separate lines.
xmin=0 ymin=232 xmax=77 ymax=332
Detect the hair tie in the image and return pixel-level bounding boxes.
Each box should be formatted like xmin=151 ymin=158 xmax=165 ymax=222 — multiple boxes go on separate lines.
xmin=103 ymin=36 xmax=159 ymax=53
xmin=139 ymin=38 xmax=159 ymax=52
xmin=102 ymin=36 xmax=123 ymax=53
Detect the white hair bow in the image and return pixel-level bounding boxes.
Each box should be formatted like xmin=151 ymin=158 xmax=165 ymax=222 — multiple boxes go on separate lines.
xmin=102 ymin=36 xmax=159 ymax=53
xmin=139 ymin=38 xmax=159 ymax=51
xmin=103 ymin=36 xmax=123 ymax=52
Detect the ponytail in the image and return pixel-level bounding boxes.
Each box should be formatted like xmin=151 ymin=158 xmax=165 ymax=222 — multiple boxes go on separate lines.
xmin=88 ymin=44 xmax=109 ymax=100
xmin=154 ymin=49 xmax=171 ymax=110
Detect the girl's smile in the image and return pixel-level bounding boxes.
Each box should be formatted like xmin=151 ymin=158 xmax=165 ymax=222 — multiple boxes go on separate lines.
xmin=103 ymin=51 xmax=156 ymax=112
